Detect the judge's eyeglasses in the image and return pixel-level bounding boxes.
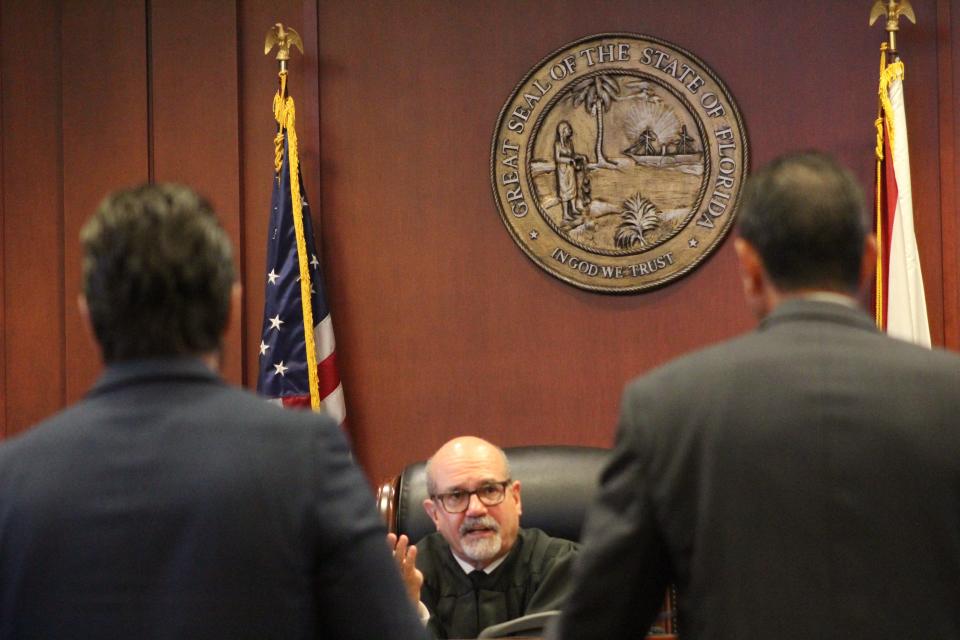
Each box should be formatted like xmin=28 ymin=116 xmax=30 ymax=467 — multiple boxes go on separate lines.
xmin=430 ymin=480 xmax=512 ymax=514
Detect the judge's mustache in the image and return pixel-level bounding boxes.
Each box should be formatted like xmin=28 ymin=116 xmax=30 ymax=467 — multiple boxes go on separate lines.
xmin=459 ymin=516 xmax=500 ymax=536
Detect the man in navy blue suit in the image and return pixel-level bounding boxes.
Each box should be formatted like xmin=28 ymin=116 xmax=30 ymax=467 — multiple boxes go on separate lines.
xmin=0 ymin=184 xmax=428 ymax=639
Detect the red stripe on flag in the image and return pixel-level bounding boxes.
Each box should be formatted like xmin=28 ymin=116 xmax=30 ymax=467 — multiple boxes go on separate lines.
xmin=316 ymin=350 xmax=341 ymax=399
xmin=881 ymin=128 xmax=899 ymax=329
xmin=281 ymin=395 xmax=313 ymax=409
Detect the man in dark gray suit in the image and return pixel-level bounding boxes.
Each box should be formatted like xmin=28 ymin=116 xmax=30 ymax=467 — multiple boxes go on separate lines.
xmin=0 ymin=184 xmax=428 ymax=639
xmin=555 ymin=152 xmax=960 ymax=639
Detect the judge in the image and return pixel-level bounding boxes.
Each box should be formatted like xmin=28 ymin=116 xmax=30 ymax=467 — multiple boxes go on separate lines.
xmin=390 ymin=436 xmax=579 ymax=638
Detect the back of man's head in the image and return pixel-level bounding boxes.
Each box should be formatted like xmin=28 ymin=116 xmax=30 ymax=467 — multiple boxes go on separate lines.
xmin=80 ymin=183 xmax=235 ymax=363
xmin=737 ymin=151 xmax=869 ymax=293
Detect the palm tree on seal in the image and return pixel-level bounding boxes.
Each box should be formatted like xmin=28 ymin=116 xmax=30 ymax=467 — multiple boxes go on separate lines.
xmin=568 ymin=74 xmax=620 ymax=169
xmin=615 ymin=193 xmax=662 ymax=248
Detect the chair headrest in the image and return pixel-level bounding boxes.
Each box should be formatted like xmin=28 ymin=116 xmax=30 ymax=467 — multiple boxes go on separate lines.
xmin=396 ymin=445 xmax=609 ymax=544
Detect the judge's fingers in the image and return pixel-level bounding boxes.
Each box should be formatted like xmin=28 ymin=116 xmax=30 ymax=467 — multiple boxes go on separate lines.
xmin=394 ymin=534 xmax=410 ymax=560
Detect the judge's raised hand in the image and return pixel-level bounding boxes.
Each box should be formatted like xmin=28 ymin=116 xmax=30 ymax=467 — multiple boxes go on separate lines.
xmin=387 ymin=532 xmax=423 ymax=605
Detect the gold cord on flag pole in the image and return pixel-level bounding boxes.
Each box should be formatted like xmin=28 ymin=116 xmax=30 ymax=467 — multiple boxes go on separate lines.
xmin=874 ymin=44 xmax=887 ymax=328
xmin=878 ymin=60 xmax=903 ymax=150
xmin=267 ymin=24 xmax=321 ymax=411
xmin=273 ymin=72 xmax=288 ymax=174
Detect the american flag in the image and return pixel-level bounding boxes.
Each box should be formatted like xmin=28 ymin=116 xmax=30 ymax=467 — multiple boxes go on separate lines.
xmin=256 ymin=128 xmax=346 ymax=422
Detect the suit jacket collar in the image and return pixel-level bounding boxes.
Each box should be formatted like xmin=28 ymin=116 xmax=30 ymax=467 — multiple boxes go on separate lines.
xmin=89 ymin=357 xmax=221 ymax=398
xmin=759 ymin=298 xmax=879 ymax=334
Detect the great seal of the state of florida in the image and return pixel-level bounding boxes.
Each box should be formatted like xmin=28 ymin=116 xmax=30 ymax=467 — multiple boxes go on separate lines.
xmin=491 ymin=33 xmax=749 ymax=293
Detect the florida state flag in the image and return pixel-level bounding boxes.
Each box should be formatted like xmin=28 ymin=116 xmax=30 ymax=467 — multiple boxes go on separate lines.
xmin=874 ymin=46 xmax=931 ymax=347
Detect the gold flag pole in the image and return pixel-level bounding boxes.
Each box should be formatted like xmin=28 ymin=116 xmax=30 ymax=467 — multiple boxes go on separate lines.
xmin=869 ymin=0 xmax=916 ymax=59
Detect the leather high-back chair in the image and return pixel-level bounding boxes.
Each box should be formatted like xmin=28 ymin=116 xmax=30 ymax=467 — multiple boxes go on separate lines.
xmin=376 ymin=445 xmax=608 ymax=544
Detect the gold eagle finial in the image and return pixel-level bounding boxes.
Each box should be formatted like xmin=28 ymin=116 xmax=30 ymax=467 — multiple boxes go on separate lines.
xmin=870 ymin=0 xmax=916 ymax=55
xmin=264 ymin=23 xmax=304 ymax=64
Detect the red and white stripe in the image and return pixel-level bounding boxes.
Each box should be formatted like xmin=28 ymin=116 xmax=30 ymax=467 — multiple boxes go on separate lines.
xmin=881 ymin=66 xmax=931 ymax=347
xmin=313 ymin=314 xmax=346 ymax=424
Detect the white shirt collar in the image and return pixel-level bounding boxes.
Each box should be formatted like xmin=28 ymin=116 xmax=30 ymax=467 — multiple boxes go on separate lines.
xmin=453 ymin=550 xmax=508 ymax=575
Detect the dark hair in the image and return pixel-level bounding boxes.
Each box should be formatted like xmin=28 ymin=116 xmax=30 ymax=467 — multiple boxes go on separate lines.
xmin=80 ymin=183 xmax=235 ymax=363
xmin=737 ymin=151 xmax=869 ymax=293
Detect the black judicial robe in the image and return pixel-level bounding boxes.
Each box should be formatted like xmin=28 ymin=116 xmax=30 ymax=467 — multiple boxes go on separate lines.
xmin=417 ymin=527 xmax=579 ymax=639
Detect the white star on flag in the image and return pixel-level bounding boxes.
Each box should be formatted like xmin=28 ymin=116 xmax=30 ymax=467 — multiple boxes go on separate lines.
xmin=259 ymin=341 xmax=269 ymax=356
xmin=268 ymin=315 xmax=284 ymax=331
xmin=273 ymin=361 xmax=289 ymax=376
xmin=267 ymin=269 xmax=280 ymax=285
xmin=310 ymin=254 xmax=320 ymax=269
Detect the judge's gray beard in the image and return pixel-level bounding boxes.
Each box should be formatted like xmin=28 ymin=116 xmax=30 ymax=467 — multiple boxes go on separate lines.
xmin=458 ymin=515 xmax=502 ymax=562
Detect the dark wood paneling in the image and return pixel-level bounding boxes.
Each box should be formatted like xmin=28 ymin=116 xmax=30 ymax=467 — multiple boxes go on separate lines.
xmin=150 ymin=0 xmax=243 ymax=384
xmin=0 ymin=0 xmax=64 ymax=437
xmin=294 ymin=0 xmax=322 ymax=217
xmin=60 ymin=1 xmax=150 ymax=404
xmin=942 ymin=0 xmax=960 ymax=350
xmin=0 ymin=1 xmax=5 ymax=435
xmin=315 ymin=0 xmax=948 ymax=482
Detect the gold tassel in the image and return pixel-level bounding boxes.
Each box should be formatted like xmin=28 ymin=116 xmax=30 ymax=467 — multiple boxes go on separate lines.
xmin=273 ymin=71 xmax=322 ymax=411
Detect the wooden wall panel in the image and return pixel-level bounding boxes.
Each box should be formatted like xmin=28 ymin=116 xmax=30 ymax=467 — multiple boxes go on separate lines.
xmin=60 ymin=1 xmax=150 ymax=404
xmin=942 ymin=0 xmax=960 ymax=350
xmin=150 ymin=0 xmax=243 ymax=384
xmin=315 ymin=0 xmax=948 ymax=482
xmin=0 ymin=0 xmax=64 ymax=437
xmin=0 ymin=3 xmax=4 ymax=435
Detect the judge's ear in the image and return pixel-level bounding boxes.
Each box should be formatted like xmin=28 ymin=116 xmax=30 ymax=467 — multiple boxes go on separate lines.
xmin=423 ymin=497 xmax=441 ymax=530
xmin=511 ymin=480 xmax=522 ymax=518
